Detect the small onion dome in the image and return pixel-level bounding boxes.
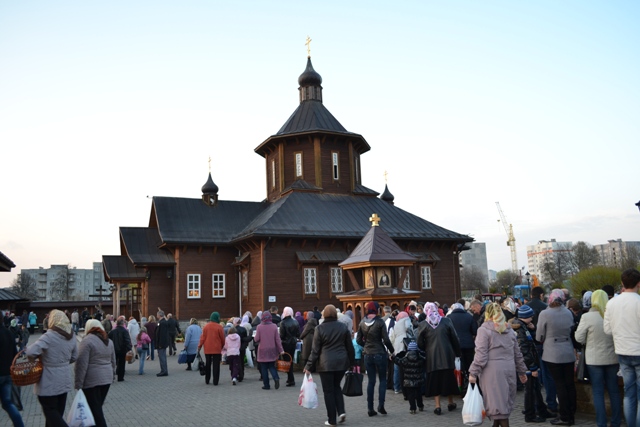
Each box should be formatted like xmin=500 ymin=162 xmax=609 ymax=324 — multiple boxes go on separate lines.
xmin=201 ymin=173 xmax=218 ymax=195
xmin=380 ymin=184 xmax=394 ymax=204
xmin=298 ymin=57 xmax=322 ymax=87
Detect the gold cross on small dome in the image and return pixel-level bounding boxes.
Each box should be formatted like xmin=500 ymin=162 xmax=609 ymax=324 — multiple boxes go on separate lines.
xmin=369 ymin=213 xmax=381 ymax=227
xmin=305 ymin=36 xmax=312 ymax=57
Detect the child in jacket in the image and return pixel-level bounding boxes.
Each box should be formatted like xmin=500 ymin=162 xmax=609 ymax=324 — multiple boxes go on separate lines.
xmin=510 ymin=305 xmax=554 ymax=423
xmin=392 ymin=341 xmax=426 ymax=414
xmin=222 ymin=327 xmax=242 ymax=385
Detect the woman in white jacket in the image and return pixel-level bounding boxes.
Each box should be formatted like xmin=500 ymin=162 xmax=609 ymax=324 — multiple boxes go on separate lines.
xmin=575 ymin=290 xmax=621 ymax=427
xmin=127 ymin=317 xmax=140 ymax=358
xmin=389 ymin=311 xmax=413 ymax=394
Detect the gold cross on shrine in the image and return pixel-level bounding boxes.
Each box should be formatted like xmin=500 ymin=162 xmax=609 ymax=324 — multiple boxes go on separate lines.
xmin=305 ymin=36 xmax=312 ymax=57
xmin=369 ymin=213 xmax=381 ymax=227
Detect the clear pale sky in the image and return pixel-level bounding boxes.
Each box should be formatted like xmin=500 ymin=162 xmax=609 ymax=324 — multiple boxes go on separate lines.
xmin=1 ymin=1 xmax=638 ymax=289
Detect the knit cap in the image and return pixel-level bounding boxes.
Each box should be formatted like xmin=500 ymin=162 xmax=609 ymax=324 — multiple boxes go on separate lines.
xmin=517 ymin=305 xmax=534 ymax=319
xmin=407 ymin=341 xmax=418 ymax=351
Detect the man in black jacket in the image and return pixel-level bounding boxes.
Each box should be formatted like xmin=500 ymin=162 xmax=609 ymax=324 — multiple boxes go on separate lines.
xmin=108 ymin=317 xmax=132 ymax=382
xmin=166 ymin=313 xmax=181 ymax=356
xmin=233 ymin=318 xmax=253 ymax=382
xmin=155 ymin=311 xmax=170 ymax=376
xmin=449 ymin=301 xmax=478 ymax=393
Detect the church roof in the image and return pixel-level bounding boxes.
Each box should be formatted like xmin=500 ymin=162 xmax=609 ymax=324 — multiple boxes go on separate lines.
xmin=102 ymin=255 xmax=147 ymax=281
xmin=276 ymin=100 xmax=352 ymax=136
xmin=339 ymin=225 xmax=419 ymax=267
xmin=0 ymin=250 xmax=15 ymax=272
xmin=120 ymin=227 xmax=174 ymax=265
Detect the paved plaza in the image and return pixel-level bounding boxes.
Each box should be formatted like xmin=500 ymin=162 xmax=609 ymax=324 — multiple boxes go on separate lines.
xmin=4 ymin=339 xmax=600 ymax=427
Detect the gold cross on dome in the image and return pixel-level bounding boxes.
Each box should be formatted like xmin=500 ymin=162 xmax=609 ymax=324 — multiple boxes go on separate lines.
xmin=384 ymin=170 xmax=388 ymax=184
xmin=369 ymin=213 xmax=381 ymax=227
xmin=208 ymin=156 xmax=211 ymax=173
xmin=305 ymin=36 xmax=312 ymax=57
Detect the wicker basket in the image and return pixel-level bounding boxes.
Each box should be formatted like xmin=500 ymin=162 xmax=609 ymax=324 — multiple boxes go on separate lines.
xmin=276 ymin=352 xmax=292 ymax=373
xmin=10 ymin=350 xmax=43 ymax=386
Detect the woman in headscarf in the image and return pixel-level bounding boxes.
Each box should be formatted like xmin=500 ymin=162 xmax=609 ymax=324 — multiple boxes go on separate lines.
xmin=304 ymin=304 xmax=355 ymax=426
xmin=127 ymin=316 xmax=140 ymax=359
xmin=469 ymin=302 xmax=527 ymax=427
xmin=74 ymin=319 xmax=116 ymax=427
xmin=143 ymin=315 xmax=157 ymax=361
xmin=575 ymin=290 xmax=620 ymax=427
xmin=502 ymin=297 xmax=517 ymax=321
xmin=295 ymin=311 xmax=305 ymax=333
xmin=183 ymin=318 xmax=202 ymax=371
xmin=581 ymin=291 xmax=593 ymax=314
xmin=197 ymin=312 xmax=225 ymax=385
xmin=417 ymin=302 xmax=461 ymax=415
xmin=254 ymin=311 xmax=284 ymax=390
xmin=251 ymin=311 xmax=263 ymax=377
xmin=27 ymin=309 xmax=78 ymax=426
xmin=356 ymin=301 xmax=394 ymax=416
xmin=279 ymin=306 xmax=300 ymax=386
xmin=536 ymin=289 xmax=576 ymax=426
xmin=390 ymin=311 xmax=413 ymax=394
xmin=243 ymin=311 xmax=253 ymax=325
xmin=300 ymin=310 xmax=318 ymax=370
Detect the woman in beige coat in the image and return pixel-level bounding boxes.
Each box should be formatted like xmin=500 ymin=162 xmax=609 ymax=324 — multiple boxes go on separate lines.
xmin=27 ymin=309 xmax=78 ymax=426
xmin=469 ymin=303 xmax=527 ymax=427
xmin=575 ymin=290 xmax=621 ymax=427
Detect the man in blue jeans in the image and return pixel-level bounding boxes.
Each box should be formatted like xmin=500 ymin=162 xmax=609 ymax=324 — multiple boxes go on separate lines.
xmin=0 ymin=323 xmax=24 ymax=427
xmin=604 ymin=268 xmax=640 ymax=427
xmin=356 ymin=301 xmax=394 ymax=417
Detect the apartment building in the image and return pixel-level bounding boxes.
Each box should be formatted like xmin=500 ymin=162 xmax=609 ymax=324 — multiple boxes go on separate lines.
xmin=19 ymin=263 xmax=109 ymax=301
xmin=459 ymin=242 xmax=490 ymax=290
xmin=527 ymin=239 xmax=572 ymax=284
xmin=594 ymin=239 xmax=640 ymax=268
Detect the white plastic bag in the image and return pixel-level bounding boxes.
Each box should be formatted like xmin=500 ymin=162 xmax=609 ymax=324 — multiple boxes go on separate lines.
xmin=298 ymin=373 xmax=318 ymax=409
xmin=455 ymin=357 xmax=461 ymax=371
xmin=66 ymin=389 xmax=96 ymax=427
xmin=245 ymin=347 xmax=254 ymax=368
xmin=462 ymin=382 xmax=485 ymax=426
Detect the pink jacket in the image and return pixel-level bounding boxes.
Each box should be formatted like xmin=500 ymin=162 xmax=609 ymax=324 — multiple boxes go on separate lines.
xmin=136 ymin=332 xmax=151 ymax=349
xmin=222 ymin=333 xmax=241 ymax=356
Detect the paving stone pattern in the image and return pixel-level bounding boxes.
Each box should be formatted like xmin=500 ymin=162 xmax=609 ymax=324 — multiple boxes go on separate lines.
xmin=3 ymin=339 xmax=600 ymax=426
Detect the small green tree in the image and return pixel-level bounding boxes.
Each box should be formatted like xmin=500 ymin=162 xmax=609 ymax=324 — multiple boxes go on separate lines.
xmin=570 ymin=266 xmax=621 ymax=296
xmin=496 ymin=270 xmax=520 ymax=295
xmin=10 ymin=273 xmax=39 ymax=300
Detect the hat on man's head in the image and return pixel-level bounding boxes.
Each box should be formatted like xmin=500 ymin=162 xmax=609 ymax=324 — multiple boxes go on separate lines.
xmin=517 ymin=305 xmax=534 ymax=319
xmin=407 ymin=341 xmax=418 ymax=351
xmin=365 ymin=301 xmax=379 ymax=315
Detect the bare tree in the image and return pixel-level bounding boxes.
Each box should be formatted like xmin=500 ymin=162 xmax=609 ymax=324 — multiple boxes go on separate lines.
xmin=49 ymin=266 xmax=70 ymax=301
xmin=572 ymin=241 xmax=600 ymax=271
xmin=10 ymin=273 xmax=39 ymax=300
xmin=496 ymin=269 xmax=520 ymax=294
xmin=621 ymin=244 xmax=640 ymax=270
xmin=461 ymin=265 xmax=487 ymax=292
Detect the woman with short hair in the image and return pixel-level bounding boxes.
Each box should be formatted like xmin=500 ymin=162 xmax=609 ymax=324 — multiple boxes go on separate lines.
xmin=304 ymin=305 xmax=355 ymax=426
xmin=183 ymin=318 xmax=202 ymax=371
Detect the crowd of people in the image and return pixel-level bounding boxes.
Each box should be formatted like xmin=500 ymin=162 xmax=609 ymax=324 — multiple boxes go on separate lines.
xmin=1 ymin=267 xmax=639 ymax=427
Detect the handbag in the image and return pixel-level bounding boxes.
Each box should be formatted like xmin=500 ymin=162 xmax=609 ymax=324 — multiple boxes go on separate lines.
xmin=66 ymin=389 xmax=96 ymax=427
xmin=342 ymin=370 xmax=363 ymax=397
xmin=126 ymin=350 xmax=134 ymax=364
xmin=576 ymin=347 xmax=590 ymax=383
xmin=462 ymin=383 xmax=485 ymax=426
xmin=178 ymin=349 xmax=188 ymax=364
xmin=298 ymin=373 xmax=319 ymax=409
xmin=197 ymin=352 xmax=206 ymax=376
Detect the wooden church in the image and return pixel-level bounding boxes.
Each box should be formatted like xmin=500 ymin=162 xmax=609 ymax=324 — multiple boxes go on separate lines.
xmin=102 ymin=55 xmax=473 ymax=321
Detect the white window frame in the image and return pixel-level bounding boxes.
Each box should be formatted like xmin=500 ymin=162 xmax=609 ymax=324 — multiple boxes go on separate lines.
xmin=330 ymin=267 xmax=343 ymax=293
xmin=421 ymin=266 xmax=432 ymax=290
xmin=304 ymin=267 xmax=317 ymax=295
xmin=187 ymin=274 xmax=201 ymax=299
xmin=332 ymin=152 xmax=339 ymax=180
xmin=399 ymin=267 xmax=411 ymax=290
xmin=295 ymin=152 xmax=303 ymax=178
xmin=212 ymin=273 xmax=225 ymax=298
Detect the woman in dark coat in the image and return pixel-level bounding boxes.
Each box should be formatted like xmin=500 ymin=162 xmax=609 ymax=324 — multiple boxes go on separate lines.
xmin=417 ymin=302 xmax=461 ymax=415
xmin=304 ymin=304 xmax=355 ymax=427
xmin=279 ymin=306 xmax=300 ymax=386
xmin=469 ymin=303 xmax=528 ymax=427
xmin=300 ymin=311 xmax=318 ymax=369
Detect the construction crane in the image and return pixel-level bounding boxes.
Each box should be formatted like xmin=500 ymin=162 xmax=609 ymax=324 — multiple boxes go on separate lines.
xmin=496 ymin=202 xmax=518 ymax=273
